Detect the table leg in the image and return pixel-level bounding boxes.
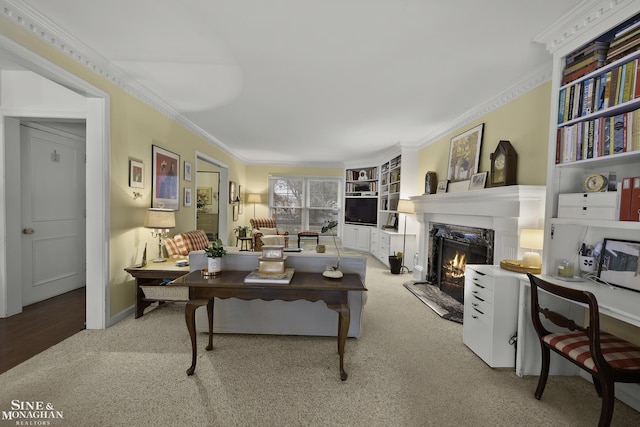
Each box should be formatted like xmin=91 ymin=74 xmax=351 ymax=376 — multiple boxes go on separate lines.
xmin=328 ymin=302 xmax=351 ymax=381
xmin=184 ymin=299 xmax=208 ymax=376
xmin=206 ymin=298 xmax=214 ymax=351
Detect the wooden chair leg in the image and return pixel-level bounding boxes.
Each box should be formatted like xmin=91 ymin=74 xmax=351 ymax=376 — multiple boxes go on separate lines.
xmin=535 ymin=344 xmax=551 ymax=400
xmin=592 ymin=374 xmax=603 ymax=397
xmin=598 ymin=379 xmax=616 ymax=427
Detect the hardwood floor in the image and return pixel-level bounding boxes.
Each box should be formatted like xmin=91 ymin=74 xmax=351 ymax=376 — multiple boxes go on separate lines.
xmin=0 ymin=287 xmax=86 ymax=374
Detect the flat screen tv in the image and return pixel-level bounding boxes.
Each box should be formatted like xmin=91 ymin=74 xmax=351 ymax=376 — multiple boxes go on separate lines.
xmin=345 ymin=197 xmax=377 ymax=226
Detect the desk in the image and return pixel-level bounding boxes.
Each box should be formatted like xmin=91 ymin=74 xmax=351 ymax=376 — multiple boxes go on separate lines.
xmin=125 ymin=263 xmax=190 ymax=318
xmin=170 ymin=270 xmax=367 ymax=380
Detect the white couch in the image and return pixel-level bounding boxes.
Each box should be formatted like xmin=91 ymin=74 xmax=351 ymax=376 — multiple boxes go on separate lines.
xmin=188 ymin=251 xmax=367 ymax=337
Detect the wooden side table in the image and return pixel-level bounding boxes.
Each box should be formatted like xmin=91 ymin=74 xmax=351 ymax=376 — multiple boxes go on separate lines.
xmin=237 ymin=236 xmax=253 ymax=251
xmin=125 ymin=263 xmax=190 ymax=318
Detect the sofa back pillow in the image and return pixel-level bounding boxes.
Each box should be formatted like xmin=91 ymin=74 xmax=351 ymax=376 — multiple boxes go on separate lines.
xmin=174 ymin=230 xmax=210 ymax=255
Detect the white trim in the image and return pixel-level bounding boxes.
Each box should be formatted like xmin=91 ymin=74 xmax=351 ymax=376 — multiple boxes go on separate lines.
xmin=195 ymin=151 xmax=229 ymax=245
xmin=0 ymin=35 xmax=110 ymax=329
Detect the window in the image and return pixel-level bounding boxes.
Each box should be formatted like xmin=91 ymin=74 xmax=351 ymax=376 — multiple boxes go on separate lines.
xmin=269 ymin=176 xmax=341 ymax=236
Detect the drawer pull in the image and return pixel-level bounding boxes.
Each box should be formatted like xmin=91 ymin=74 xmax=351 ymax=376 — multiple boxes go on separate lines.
xmin=472 ymin=315 xmax=479 ymax=319
xmin=473 ymin=281 xmax=485 ymax=289
xmin=472 ymin=292 xmax=485 ymax=302
xmin=472 ymin=306 xmax=484 ymax=315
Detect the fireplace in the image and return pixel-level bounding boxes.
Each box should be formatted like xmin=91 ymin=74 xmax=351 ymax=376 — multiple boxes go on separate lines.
xmin=428 ymin=223 xmax=494 ymax=303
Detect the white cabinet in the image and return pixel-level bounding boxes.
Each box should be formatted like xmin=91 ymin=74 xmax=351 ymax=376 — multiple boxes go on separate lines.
xmin=463 ymin=265 xmax=520 ymax=368
xmin=375 ymin=230 xmax=416 ymax=267
xmin=369 ymin=228 xmax=379 ymax=258
xmin=342 ymin=224 xmax=371 ymax=252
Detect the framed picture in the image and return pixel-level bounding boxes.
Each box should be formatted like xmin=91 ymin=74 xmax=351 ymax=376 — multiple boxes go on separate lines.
xmin=229 ymin=181 xmax=238 ymax=203
xmin=597 ymin=238 xmax=640 ymax=293
xmin=238 ymin=185 xmax=244 ymax=214
xmin=384 ymin=213 xmax=397 ymax=229
xmin=197 ymin=187 xmax=212 ymax=205
xmin=152 ymin=145 xmax=180 ymax=210
xmin=436 ymin=180 xmax=449 ymax=194
xmin=469 ymin=172 xmax=488 ymax=190
xmin=232 ymin=204 xmax=239 ymax=221
xmin=447 ymin=123 xmax=484 ymax=182
xmin=184 ymin=187 xmax=192 ymax=207
xmin=129 ymin=160 xmax=144 ymax=189
xmin=184 ymin=161 xmax=192 ymax=182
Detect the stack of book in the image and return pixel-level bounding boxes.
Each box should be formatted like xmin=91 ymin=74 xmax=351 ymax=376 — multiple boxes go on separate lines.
xmin=562 ymin=40 xmax=609 ymax=85
xmin=606 ymin=20 xmax=640 ymax=64
xmin=619 ymin=176 xmax=640 ymax=221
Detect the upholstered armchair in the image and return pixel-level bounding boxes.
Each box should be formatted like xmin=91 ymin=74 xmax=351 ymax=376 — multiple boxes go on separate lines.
xmin=250 ymin=217 xmax=289 ymax=251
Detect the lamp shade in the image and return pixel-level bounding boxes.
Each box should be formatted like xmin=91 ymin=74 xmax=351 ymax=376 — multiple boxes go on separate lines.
xmin=396 ymin=199 xmax=415 ymax=214
xmin=519 ymin=229 xmax=544 ymax=250
xmin=144 ymin=208 xmax=176 ymax=229
xmin=247 ymin=193 xmax=262 ymax=203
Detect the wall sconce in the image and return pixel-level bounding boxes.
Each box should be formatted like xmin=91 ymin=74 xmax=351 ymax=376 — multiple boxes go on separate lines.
xmin=133 ymin=192 xmax=142 ymax=200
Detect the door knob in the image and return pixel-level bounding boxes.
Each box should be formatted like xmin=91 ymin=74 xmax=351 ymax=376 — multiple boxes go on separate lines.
xmin=22 ymin=228 xmax=35 ymax=234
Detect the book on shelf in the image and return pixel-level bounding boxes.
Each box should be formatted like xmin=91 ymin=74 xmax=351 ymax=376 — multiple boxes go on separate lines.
xmin=602 ymin=117 xmax=611 ymax=156
xmin=566 ymin=40 xmax=610 ymax=63
xmin=561 ymin=61 xmax=599 ymax=85
xmin=244 ymin=268 xmax=295 ymax=284
xmin=631 ymin=177 xmax=640 ymax=222
xmin=620 ymin=177 xmax=635 ymax=221
xmin=612 ymin=114 xmax=625 ymax=154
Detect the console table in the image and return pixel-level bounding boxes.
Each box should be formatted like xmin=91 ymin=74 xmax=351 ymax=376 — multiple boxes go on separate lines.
xmin=170 ymin=270 xmax=367 ymax=380
xmin=124 ymin=263 xmax=189 ymax=318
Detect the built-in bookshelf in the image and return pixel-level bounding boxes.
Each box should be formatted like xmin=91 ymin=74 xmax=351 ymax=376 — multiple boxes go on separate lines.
xmin=345 ymin=166 xmax=378 ymax=196
xmin=379 ymin=154 xmax=401 ymax=213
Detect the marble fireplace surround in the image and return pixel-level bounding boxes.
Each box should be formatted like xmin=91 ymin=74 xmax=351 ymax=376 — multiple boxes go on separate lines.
xmin=410 ymin=186 xmax=546 ymax=282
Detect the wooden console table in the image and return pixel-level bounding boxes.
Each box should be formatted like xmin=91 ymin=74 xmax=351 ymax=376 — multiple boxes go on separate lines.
xmin=124 ymin=263 xmax=190 ymax=318
xmin=170 ymin=270 xmax=367 ymax=380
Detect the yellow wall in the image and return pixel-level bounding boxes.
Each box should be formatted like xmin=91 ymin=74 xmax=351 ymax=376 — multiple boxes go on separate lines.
xmin=416 ymin=82 xmax=552 ymax=190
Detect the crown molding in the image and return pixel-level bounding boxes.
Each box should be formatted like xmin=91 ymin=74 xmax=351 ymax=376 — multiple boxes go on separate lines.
xmin=1 ymin=0 xmax=248 ymax=162
xmin=414 ymin=63 xmax=552 ymax=149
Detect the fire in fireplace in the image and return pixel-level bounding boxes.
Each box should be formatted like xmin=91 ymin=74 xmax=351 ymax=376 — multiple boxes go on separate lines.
xmin=427 ymin=223 xmax=494 ymax=303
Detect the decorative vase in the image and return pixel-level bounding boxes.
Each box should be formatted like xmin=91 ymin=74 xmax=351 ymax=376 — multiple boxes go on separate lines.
xmin=207 ymin=257 xmax=222 ymax=276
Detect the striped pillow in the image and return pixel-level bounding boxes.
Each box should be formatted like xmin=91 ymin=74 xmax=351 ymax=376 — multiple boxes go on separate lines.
xmin=164 ymin=237 xmax=181 ymax=257
xmin=174 ymin=230 xmax=210 ymax=255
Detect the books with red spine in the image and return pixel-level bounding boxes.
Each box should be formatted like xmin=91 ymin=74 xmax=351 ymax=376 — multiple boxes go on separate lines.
xmin=631 ymin=177 xmax=640 ymax=222
xmin=620 ymin=177 xmax=634 ymax=221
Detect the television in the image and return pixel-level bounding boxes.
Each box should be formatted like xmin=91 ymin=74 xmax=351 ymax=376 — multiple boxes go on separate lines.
xmin=345 ymin=197 xmax=377 ymax=226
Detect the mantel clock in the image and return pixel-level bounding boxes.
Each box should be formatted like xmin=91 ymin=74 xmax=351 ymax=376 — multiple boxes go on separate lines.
xmin=489 ymin=140 xmax=517 ymax=187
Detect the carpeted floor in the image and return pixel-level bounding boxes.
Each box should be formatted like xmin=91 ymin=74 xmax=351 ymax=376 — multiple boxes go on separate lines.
xmin=403 ymin=281 xmax=464 ymax=324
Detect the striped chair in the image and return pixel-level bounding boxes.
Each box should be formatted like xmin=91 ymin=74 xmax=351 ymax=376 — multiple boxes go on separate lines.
xmin=527 ymin=273 xmax=640 ymax=427
xmin=249 ymin=217 xmax=289 ymax=251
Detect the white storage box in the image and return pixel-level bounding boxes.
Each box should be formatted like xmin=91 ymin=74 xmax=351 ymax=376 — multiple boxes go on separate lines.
xmin=557 ymin=192 xmax=617 ymax=220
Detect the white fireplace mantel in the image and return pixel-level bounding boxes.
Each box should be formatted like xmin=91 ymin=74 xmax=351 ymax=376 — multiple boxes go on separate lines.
xmin=410 ymin=185 xmax=546 ymax=281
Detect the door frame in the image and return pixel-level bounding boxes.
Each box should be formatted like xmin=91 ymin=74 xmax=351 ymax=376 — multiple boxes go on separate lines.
xmin=196 ymin=151 xmax=229 ymax=244
xmin=0 ymin=36 xmax=110 ymax=329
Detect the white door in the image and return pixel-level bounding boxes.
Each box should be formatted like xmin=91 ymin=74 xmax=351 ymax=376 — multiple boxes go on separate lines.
xmin=20 ymin=125 xmax=86 ymax=305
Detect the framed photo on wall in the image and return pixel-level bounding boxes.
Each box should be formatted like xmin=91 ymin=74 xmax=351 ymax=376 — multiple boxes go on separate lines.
xmin=129 ymin=160 xmax=144 ymax=189
xmin=447 ymin=123 xmax=484 ymax=182
xmin=152 ymin=145 xmax=180 ymax=210
xmin=238 ymin=185 xmax=244 ymax=214
xmin=233 ymin=204 xmax=239 ymax=221
xmin=229 ymin=181 xmax=238 ymax=203
xmin=184 ymin=187 xmax=192 ymax=207
xmin=184 ymin=161 xmax=192 ymax=182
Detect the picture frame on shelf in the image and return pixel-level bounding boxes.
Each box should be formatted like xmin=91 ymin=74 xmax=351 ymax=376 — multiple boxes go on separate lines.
xmin=436 ymin=180 xmax=449 ymax=194
xmin=597 ymin=238 xmax=640 ymax=293
xmin=184 ymin=161 xmax=192 ymax=182
xmin=384 ymin=213 xmax=397 ymax=229
xmin=184 ymin=187 xmax=192 ymax=207
xmin=447 ymin=123 xmax=484 ymax=182
xmin=469 ymin=172 xmax=488 ymax=190
xmin=129 ymin=160 xmax=144 ymax=189
xmin=151 ymin=145 xmax=180 ymax=210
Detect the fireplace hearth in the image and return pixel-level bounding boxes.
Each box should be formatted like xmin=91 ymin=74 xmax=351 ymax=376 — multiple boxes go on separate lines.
xmin=428 ymin=223 xmax=494 ymax=303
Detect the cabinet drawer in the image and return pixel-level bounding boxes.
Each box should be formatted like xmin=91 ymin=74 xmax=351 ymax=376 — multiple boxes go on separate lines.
xmin=379 ymin=233 xmax=390 ymax=245
xmin=557 ymin=205 xmax=616 ymax=220
xmin=467 ymin=293 xmax=492 ymax=318
xmin=558 ymin=192 xmax=617 ymax=206
xmin=467 ymin=270 xmax=494 ymax=292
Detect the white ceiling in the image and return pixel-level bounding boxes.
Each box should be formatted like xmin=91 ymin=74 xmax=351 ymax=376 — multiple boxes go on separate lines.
xmin=14 ymin=0 xmax=583 ymax=165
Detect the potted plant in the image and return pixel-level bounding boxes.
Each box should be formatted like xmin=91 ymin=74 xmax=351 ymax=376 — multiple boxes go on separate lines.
xmin=204 ymin=238 xmax=226 ymax=276
xmin=321 ymin=220 xmax=342 ymax=278
xmin=233 ymin=225 xmax=251 ymax=238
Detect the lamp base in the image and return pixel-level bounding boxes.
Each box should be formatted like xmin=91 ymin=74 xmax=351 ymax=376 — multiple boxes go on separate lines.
xmin=522 ymin=252 xmax=542 ymax=268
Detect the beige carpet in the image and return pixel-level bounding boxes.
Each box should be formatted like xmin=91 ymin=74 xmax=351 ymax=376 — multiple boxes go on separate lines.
xmin=1 ymin=254 xmax=639 ymax=426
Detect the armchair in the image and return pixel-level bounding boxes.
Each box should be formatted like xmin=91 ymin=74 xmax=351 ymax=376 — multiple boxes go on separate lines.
xmin=250 ymin=217 xmax=289 ymax=251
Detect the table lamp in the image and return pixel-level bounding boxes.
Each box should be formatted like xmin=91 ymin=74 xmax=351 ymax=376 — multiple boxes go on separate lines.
xmin=144 ymin=208 xmax=176 ymax=262
xmin=519 ymin=228 xmax=544 ymax=268
xmin=247 ymin=193 xmax=262 ymax=218
xmin=396 ymin=199 xmax=415 ymax=273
